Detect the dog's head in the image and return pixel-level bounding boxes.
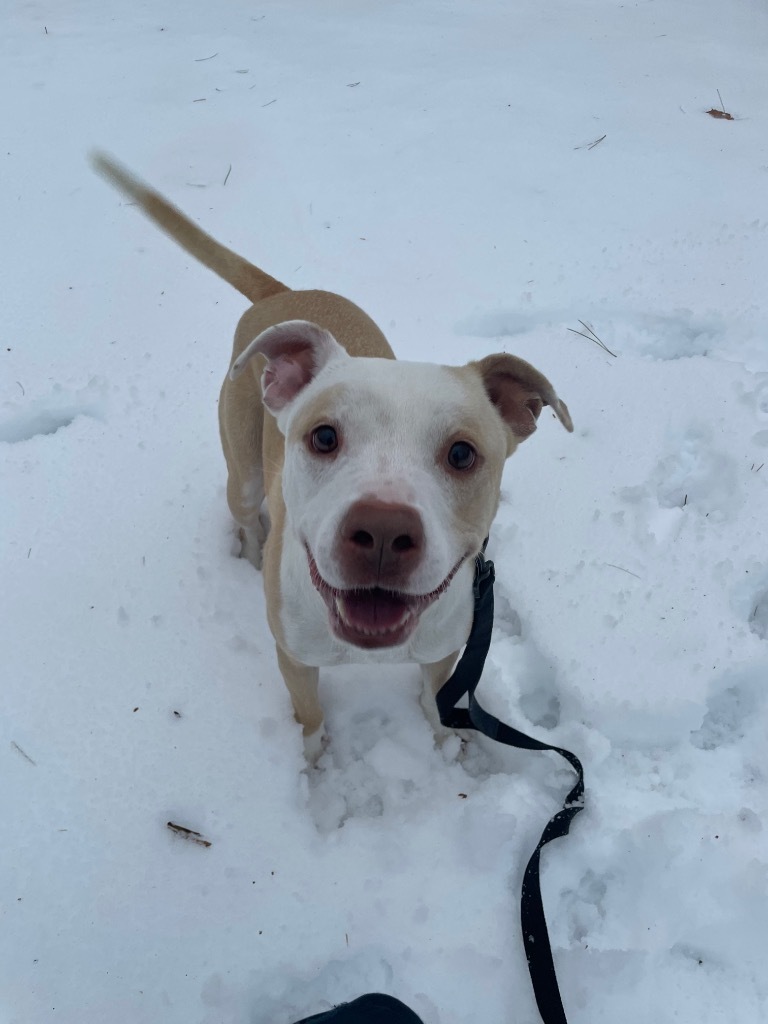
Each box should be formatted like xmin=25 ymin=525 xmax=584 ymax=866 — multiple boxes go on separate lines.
xmin=232 ymin=320 xmax=572 ymax=650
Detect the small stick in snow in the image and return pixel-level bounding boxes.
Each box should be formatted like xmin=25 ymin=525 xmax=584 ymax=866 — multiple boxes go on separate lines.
xmin=167 ymin=821 xmax=212 ymax=848
xmin=575 ymin=134 xmax=606 ymax=151
xmin=16 ymin=381 xmax=24 ymax=395
xmin=223 ymin=164 xmax=232 ymax=186
xmin=11 ymin=741 xmax=37 ymax=766
xmin=567 ymin=320 xmax=617 ymax=358
xmin=717 ymin=89 xmax=726 ymax=113
xmin=194 ymin=52 xmax=218 ymax=62
xmin=604 ymin=563 xmax=642 ymax=580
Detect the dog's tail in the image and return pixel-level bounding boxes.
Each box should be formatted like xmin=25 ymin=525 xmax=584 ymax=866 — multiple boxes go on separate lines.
xmin=91 ymin=152 xmax=288 ymax=304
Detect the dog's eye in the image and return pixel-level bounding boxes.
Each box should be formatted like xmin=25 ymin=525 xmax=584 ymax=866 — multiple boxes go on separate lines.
xmin=310 ymin=425 xmax=339 ymax=454
xmin=447 ymin=441 xmax=476 ymax=470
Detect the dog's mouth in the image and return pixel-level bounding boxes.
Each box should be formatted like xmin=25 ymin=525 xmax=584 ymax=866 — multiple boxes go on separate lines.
xmin=307 ymin=551 xmax=465 ymax=649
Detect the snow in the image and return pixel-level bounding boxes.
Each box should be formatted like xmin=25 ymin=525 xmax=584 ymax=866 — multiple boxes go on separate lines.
xmin=2 ymin=1 xmax=767 ymax=1022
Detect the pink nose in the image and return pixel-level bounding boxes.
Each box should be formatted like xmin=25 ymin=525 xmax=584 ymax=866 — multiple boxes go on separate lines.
xmin=337 ymin=499 xmax=425 ymax=586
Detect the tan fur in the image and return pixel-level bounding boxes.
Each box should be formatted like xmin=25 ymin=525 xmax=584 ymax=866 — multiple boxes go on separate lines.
xmin=469 ymin=353 xmax=573 ymax=446
xmin=92 ymin=153 xmax=287 ymax=304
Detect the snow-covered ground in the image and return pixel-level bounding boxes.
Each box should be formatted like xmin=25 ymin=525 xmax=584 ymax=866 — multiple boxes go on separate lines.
xmin=2 ymin=2 xmax=767 ymax=1022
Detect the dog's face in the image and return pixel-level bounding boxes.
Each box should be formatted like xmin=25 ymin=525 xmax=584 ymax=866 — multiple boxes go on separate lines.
xmin=232 ymin=321 xmax=572 ymax=650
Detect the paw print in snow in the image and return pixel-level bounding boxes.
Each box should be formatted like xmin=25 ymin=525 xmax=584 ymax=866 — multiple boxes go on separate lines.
xmin=563 ymin=868 xmax=608 ymax=944
xmin=652 ymin=427 xmax=738 ymax=515
xmin=740 ymin=374 xmax=768 ymax=448
xmin=0 ymin=381 xmax=105 ymax=443
xmin=690 ymin=671 xmax=763 ymax=750
xmin=748 ymin=590 xmax=768 ymax=640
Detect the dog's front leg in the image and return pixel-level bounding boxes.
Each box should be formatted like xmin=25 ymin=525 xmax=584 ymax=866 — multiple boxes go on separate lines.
xmin=275 ymin=644 xmax=325 ymax=761
xmin=419 ymin=650 xmax=461 ymax=741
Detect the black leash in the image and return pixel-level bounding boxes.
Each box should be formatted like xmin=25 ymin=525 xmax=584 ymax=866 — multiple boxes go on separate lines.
xmin=294 ymin=550 xmax=584 ymax=1024
xmin=435 ymin=551 xmax=585 ymax=1024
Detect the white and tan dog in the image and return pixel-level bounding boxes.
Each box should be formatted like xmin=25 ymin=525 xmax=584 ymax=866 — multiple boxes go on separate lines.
xmin=93 ymin=154 xmax=573 ymax=758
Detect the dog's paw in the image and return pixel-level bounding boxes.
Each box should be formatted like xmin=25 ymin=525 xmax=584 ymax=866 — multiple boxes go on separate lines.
xmin=436 ymin=731 xmax=467 ymax=762
xmin=417 ymin=691 xmax=472 ymax=759
xmin=237 ymin=526 xmax=263 ymax=570
xmin=303 ymin=725 xmax=328 ymax=766
xmin=416 ymin=687 xmax=469 ymax=748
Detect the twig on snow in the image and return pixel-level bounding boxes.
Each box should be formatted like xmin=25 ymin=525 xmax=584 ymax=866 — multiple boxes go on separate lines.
xmin=11 ymin=741 xmax=37 ymax=766
xmin=567 ymin=320 xmax=617 ymax=357
xmin=575 ymin=134 xmax=606 ymax=150
xmin=167 ymin=821 xmax=212 ymax=848
xmin=604 ymin=563 xmax=642 ymax=580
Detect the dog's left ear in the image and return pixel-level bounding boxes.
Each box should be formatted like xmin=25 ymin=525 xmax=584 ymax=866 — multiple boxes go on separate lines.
xmin=471 ymin=353 xmax=573 ymax=445
xmin=230 ymin=320 xmax=348 ymax=412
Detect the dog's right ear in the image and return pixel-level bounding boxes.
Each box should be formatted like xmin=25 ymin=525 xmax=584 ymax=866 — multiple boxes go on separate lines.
xmin=230 ymin=320 xmax=348 ymax=412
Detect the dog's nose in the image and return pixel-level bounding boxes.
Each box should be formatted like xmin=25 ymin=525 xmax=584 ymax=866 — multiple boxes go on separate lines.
xmin=337 ymin=499 xmax=425 ymax=585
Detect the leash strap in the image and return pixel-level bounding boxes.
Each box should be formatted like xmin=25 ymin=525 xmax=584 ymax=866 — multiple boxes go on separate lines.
xmin=436 ymin=553 xmax=585 ymax=1024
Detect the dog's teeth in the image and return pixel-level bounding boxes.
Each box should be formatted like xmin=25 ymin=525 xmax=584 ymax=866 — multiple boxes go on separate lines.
xmin=335 ymin=596 xmax=415 ymax=636
xmin=335 ymin=597 xmax=351 ymax=627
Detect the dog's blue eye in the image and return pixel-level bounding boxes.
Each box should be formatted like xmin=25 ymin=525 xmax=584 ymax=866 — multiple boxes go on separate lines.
xmin=311 ymin=425 xmax=339 ymax=454
xmin=447 ymin=441 xmax=476 ymax=470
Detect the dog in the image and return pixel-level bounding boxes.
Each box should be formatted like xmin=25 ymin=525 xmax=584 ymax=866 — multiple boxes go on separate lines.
xmin=92 ymin=154 xmax=573 ymax=759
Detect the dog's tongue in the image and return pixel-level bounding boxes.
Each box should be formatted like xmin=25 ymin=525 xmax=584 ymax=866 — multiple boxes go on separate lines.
xmin=336 ymin=589 xmax=412 ymax=634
